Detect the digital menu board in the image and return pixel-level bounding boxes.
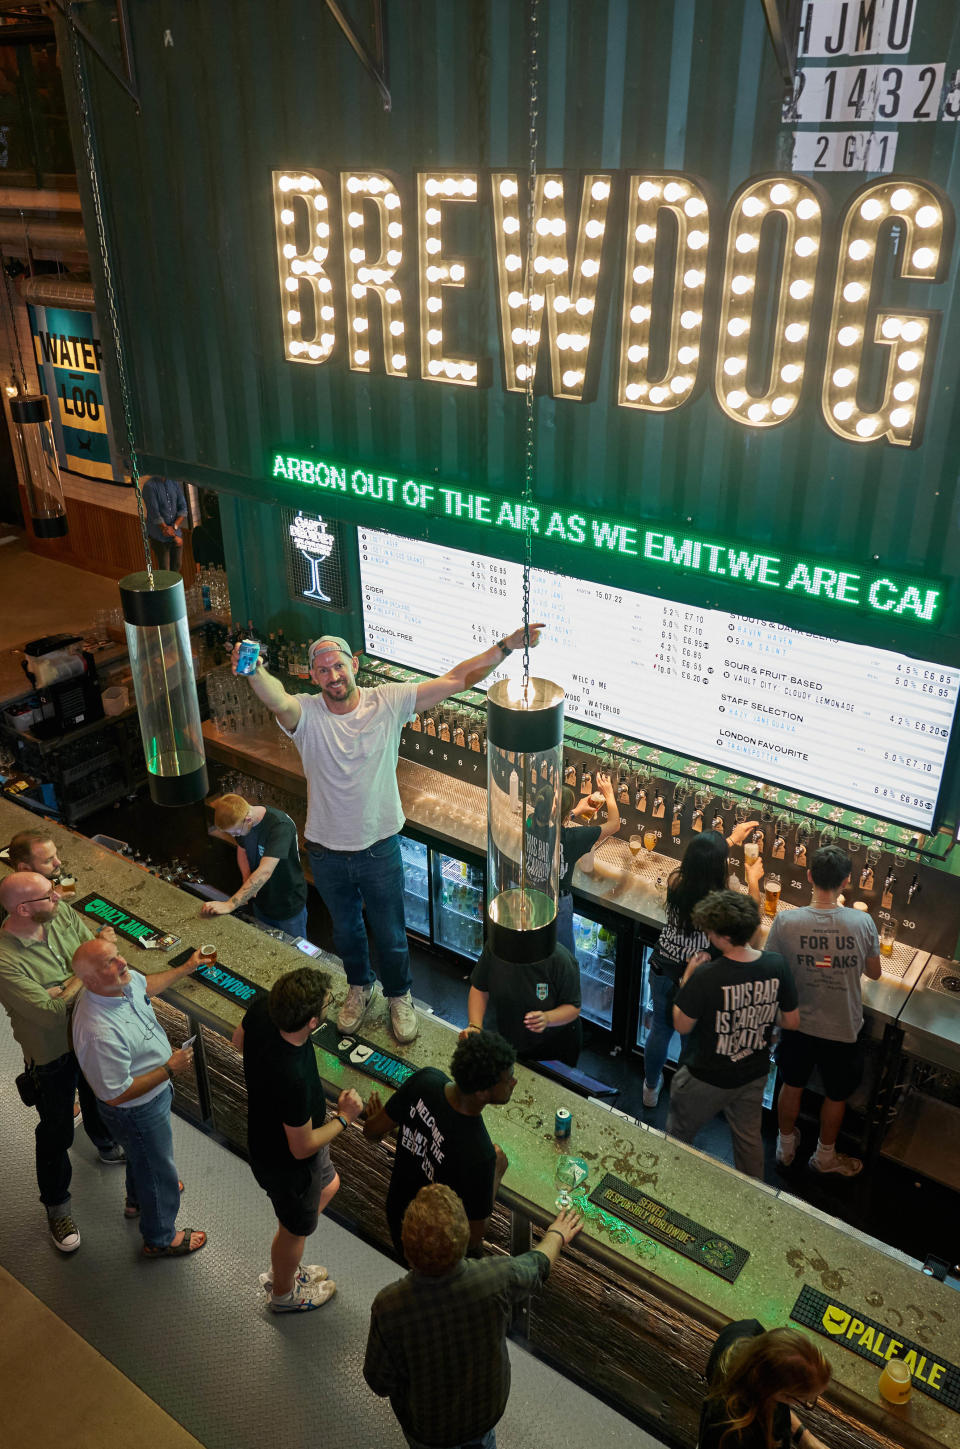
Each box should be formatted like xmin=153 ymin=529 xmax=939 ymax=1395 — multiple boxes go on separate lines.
xmin=358 ymin=529 xmax=960 ymax=831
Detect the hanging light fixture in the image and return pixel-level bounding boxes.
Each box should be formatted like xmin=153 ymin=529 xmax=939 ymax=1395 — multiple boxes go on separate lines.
xmin=1 ymin=253 xmax=69 ymax=537
xmin=485 ymin=0 xmax=564 ymax=961
xmin=70 ymin=20 xmax=208 ymax=806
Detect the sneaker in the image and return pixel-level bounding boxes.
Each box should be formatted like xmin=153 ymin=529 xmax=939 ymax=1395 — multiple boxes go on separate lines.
xmin=388 ymin=991 xmax=419 ymax=1045
xmin=337 ymin=984 xmax=374 ymax=1034
xmin=809 ymin=1150 xmax=863 ymax=1177
xmin=97 ymin=1144 xmax=126 ymax=1165
xmin=777 ymin=1131 xmax=799 ymax=1166
xmin=259 ymin=1263 xmax=328 ymax=1295
xmin=49 ymin=1214 xmax=81 ymax=1253
xmin=269 ymin=1279 xmax=336 ymax=1312
xmin=642 ymin=1076 xmax=662 ymax=1109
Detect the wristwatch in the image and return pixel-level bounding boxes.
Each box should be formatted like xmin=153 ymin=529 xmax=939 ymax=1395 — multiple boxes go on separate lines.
xmin=496 ymin=637 xmax=512 ymax=656
xmin=334 ymin=1114 xmax=349 ymax=1130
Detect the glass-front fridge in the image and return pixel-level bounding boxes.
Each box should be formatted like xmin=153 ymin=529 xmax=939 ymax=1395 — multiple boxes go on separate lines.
xmin=399 ymin=835 xmax=430 ymax=939
xmin=572 ymin=911 xmax=618 ymax=1030
xmin=430 ymin=850 xmax=485 ymax=961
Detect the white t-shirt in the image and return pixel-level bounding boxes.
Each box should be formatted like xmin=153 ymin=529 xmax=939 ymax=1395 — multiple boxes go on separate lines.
xmin=281 ymin=683 xmax=418 ymax=850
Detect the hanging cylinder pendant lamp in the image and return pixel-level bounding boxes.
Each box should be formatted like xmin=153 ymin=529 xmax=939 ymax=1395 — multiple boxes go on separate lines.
xmin=120 ymin=570 xmax=208 ymax=806
xmin=10 ymin=394 xmax=69 ymax=537
xmin=485 ymin=677 xmax=564 ymax=961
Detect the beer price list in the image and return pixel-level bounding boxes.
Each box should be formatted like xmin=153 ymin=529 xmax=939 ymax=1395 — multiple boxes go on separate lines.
xmin=359 ymin=529 xmax=960 ymax=830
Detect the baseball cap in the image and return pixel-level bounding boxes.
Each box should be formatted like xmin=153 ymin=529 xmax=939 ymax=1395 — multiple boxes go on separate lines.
xmin=308 ymin=635 xmax=356 ymax=666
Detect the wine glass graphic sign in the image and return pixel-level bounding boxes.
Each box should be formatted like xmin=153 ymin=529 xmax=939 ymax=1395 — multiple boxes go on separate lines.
xmin=289 ymin=511 xmax=336 ymax=601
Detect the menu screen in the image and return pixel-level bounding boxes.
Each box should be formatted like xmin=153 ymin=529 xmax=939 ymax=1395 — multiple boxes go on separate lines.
xmin=359 ymin=529 xmax=960 ymax=830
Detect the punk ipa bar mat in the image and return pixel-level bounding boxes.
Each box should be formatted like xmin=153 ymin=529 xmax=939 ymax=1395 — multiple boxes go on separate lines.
xmin=790 ymin=1285 xmax=960 ymax=1412
xmin=311 ymin=1020 xmax=416 ymax=1089
xmin=589 ymin=1173 xmax=749 ymax=1282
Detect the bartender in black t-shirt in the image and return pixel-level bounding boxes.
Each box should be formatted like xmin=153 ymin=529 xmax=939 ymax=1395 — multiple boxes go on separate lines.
xmin=467 ymin=940 xmax=583 ymax=1066
xmin=203 ymin=793 xmax=309 ymax=939
xmin=525 ymin=776 xmax=620 ymax=954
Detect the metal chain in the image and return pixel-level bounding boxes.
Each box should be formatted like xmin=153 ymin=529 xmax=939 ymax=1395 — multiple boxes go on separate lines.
xmin=67 ymin=13 xmax=154 ymax=584
xmin=0 ymin=248 xmax=28 ymax=393
xmin=521 ymin=0 xmax=539 ymax=689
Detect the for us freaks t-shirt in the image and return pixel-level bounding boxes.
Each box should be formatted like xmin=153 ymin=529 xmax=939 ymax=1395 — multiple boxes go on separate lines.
xmin=383 ymin=1066 xmax=497 ymax=1242
xmin=674 ymin=950 xmax=798 ymax=1088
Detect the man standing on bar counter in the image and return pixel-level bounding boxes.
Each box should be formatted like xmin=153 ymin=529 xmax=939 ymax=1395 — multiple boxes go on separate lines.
xmin=202 ymin=793 xmax=309 ymax=940
xmin=233 ymin=623 xmax=543 ymax=1044
xmin=0 ymin=872 xmax=125 ymax=1253
xmin=766 ymin=845 xmax=881 ymax=1178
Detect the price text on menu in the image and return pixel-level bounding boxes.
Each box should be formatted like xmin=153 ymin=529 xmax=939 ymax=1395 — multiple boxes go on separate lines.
xmin=358 ymin=530 xmax=960 ymax=832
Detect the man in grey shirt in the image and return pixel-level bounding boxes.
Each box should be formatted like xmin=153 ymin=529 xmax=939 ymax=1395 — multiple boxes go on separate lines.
xmin=766 ymin=846 xmax=881 ymax=1178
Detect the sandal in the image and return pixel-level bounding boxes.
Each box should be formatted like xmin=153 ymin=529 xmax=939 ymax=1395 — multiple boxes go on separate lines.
xmin=125 ymin=1180 xmax=184 ymax=1218
xmin=142 ymin=1227 xmax=207 ymax=1258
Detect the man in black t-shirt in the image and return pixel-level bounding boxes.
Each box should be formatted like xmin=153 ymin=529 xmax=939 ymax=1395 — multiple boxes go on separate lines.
xmin=363 ymin=1031 xmax=517 ymax=1258
xmin=468 ymin=940 xmax=583 ymax=1066
xmin=665 ymin=890 xmax=799 ymax=1180
xmin=525 ymin=776 xmax=621 ymax=954
xmin=233 ymin=967 xmax=364 ymax=1313
xmin=203 ymin=793 xmax=309 ymax=938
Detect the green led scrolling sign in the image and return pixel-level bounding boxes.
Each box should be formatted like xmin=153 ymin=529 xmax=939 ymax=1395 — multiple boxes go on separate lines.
xmin=270 ymin=450 xmax=944 ymax=627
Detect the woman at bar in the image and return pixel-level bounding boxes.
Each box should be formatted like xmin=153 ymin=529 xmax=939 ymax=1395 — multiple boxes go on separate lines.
xmin=700 ymin=1318 xmax=830 ymax=1449
xmin=642 ymin=821 xmax=762 ymax=1108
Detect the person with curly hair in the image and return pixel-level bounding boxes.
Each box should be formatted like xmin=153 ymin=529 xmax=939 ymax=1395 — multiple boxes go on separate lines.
xmin=700 ymin=1318 xmax=831 ymax=1449
xmin=233 ymin=966 xmax=364 ymax=1312
xmin=364 ymin=1184 xmax=583 ymax=1449
xmin=363 ymin=1031 xmax=517 ymax=1258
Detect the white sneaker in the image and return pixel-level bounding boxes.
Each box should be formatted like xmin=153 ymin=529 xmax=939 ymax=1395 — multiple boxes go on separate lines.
xmin=388 ymin=990 xmax=419 ymax=1045
xmin=642 ymin=1076 xmax=662 ymax=1108
xmin=809 ymin=1150 xmax=863 ymax=1177
xmin=777 ymin=1131 xmax=799 ymax=1166
xmin=269 ymin=1279 xmax=337 ymax=1312
xmin=259 ymin=1263 xmax=328 ymax=1295
xmin=337 ymin=984 xmax=374 ymax=1033
xmin=48 ymin=1214 xmax=81 ymax=1252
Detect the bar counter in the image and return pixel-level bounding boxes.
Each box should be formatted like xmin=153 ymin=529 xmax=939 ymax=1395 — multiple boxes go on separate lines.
xmin=2 ymin=796 xmax=958 ymax=1449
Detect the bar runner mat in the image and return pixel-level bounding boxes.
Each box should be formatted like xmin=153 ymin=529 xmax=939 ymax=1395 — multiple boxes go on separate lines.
xmin=311 ymin=1020 xmax=416 ymax=1089
xmin=168 ymin=948 xmax=263 ymax=1005
xmin=589 ymin=1173 xmax=749 ymax=1282
xmin=790 ymin=1285 xmax=960 ymax=1412
xmin=72 ymin=892 xmax=163 ymax=944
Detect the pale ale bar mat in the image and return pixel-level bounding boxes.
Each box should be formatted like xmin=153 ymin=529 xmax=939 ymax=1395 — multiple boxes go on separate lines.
xmin=790 ymin=1284 xmax=960 ymax=1412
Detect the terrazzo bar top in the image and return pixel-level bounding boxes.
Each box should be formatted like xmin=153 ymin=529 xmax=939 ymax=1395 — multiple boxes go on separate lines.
xmin=2 ymin=795 xmax=957 ymax=1447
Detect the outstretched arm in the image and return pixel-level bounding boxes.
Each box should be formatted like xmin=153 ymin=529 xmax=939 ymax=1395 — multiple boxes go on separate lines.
xmin=415 ymin=623 xmax=545 ymax=710
xmin=232 ymin=642 xmax=301 ymax=731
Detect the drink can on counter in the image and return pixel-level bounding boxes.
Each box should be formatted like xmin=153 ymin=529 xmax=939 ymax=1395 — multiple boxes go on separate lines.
xmin=555 ymin=1107 xmax=572 ymax=1139
xmin=236 ymin=638 xmax=261 ymax=676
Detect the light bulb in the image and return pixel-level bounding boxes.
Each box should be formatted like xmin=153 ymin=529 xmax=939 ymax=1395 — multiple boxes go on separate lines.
xmin=833 ymin=400 xmax=854 ymax=420
xmin=915 ymin=205 xmax=938 ymax=228
xmin=860 ymin=198 xmax=884 ymax=220
xmin=856 ymin=416 xmax=878 ymax=436
xmin=837 ymin=326 xmax=859 ymax=346
xmin=890 ymin=407 xmax=912 ymax=428
xmin=890 ymin=188 xmax=914 ymax=211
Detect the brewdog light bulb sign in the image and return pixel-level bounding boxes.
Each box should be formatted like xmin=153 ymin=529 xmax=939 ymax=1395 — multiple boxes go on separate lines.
xmin=272 ymin=168 xmax=951 ymax=448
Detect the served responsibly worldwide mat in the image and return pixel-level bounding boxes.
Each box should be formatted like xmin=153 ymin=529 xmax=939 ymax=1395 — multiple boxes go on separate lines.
xmin=71 ymin=892 xmax=164 ymax=944
xmin=589 ymin=1173 xmax=749 ymax=1282
xmin=790 ymin=1285 xmax=960 ymax=1412
xmin=311 ymin=1020 xmax=416 ymax=1089
xmin=168 ymin=948 xmax=263 ymax=1005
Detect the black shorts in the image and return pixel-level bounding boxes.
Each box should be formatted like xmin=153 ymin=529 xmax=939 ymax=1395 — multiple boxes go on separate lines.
xmin=777 ymin=1029 xmax=865 ymax=1102
xmin=252 ymin=1147 xmax=336 ymax=1237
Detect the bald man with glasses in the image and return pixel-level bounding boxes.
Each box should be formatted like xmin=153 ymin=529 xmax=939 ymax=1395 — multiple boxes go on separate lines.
xmin=0 ymin=872 xmax=124 ymax=1253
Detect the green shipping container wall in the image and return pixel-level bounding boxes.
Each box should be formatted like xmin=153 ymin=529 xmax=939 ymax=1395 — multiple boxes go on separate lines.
xmin=60 ymin=5 xmax=960 ymax=658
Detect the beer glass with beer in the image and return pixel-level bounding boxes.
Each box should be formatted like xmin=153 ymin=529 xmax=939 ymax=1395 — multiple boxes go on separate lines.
xmin=878 ymin=1357 xmax=912 ymax=1404
xmin=628 ymin=835 xmax=643 ymax=866
xmin=764 ymin=875 xmax=781 ymax=917
xmin=199 ymin=943 xmax=218 ymax=966
xmin=879 ymin=921 xmax=897 ymax=958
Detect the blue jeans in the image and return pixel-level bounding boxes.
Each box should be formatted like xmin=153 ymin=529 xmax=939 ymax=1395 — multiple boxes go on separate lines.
xmin=31 ymin=1050 xmax=116 ymax=1210
xmin=98 ymin=1084 xmax=181 ymax=1248
xmin=556 ymin=893 xmax=575 ymax=954
xmin=404 ymin=1430 xmax=495 ymax=1449
xmin=643 ymin=966 xmax=680 ymax=1090
xmin=307 ymin=835 xmax=411 ymax=997
xmin=253 ymin=902 xmax=309 ymax=939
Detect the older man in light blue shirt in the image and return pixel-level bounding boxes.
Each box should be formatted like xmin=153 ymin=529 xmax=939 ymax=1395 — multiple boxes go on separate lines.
xmin=71 ymin=937 xmax=208 ymax=1258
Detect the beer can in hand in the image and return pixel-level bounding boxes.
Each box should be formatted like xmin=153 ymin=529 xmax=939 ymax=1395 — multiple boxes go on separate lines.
xmin=236 ymin=639 xmax=260 ymax=675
